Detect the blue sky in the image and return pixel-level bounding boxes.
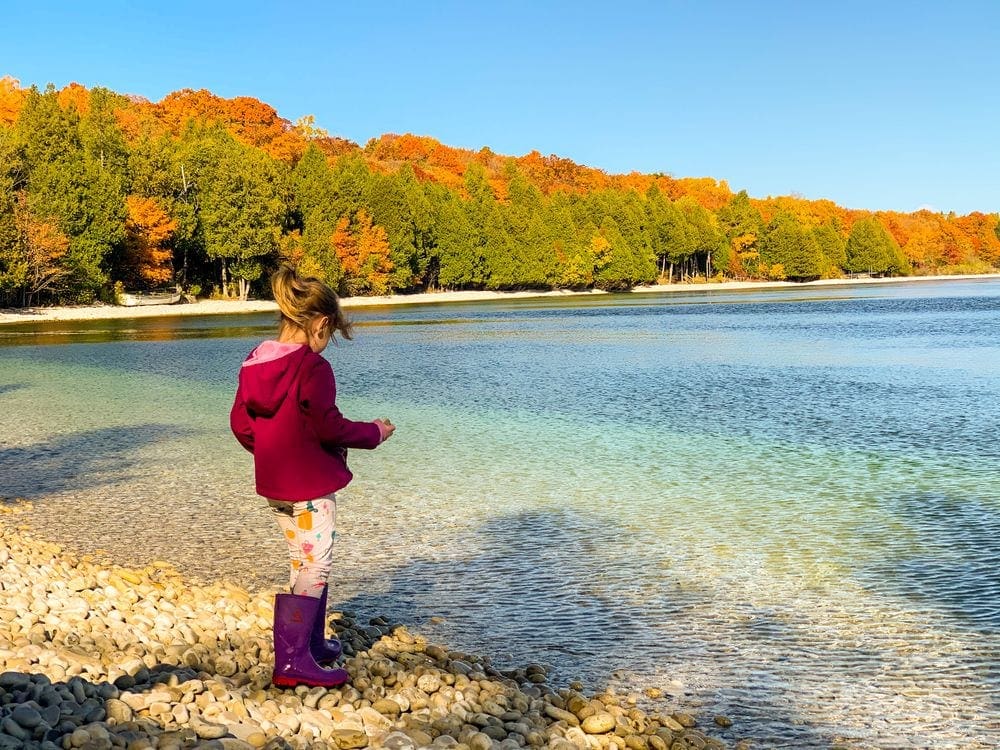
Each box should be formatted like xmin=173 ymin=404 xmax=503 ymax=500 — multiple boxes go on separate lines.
xmin=4 ymin=1 xmax=999 ymax=215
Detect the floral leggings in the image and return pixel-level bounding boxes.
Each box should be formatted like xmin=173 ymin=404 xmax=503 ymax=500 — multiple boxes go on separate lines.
xmin=268 ymin=496 xmax=336 ymax=598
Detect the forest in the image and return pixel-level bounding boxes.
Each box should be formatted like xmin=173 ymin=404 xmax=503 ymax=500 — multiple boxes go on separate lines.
xmin=2 ymin=76 xmax=999 ymax=307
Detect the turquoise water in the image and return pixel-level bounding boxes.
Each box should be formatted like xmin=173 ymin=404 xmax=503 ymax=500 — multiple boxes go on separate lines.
xmin=2 ymin=280 xmax=999 ymax=748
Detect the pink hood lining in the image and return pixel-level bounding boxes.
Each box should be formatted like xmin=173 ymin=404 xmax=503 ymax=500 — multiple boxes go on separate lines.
xmin=242 ymin=340 xmax=306 ymax=367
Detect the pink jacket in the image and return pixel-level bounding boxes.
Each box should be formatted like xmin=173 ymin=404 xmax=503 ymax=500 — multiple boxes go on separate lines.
xmin=230 ymin=341 xmax=382 ymax=502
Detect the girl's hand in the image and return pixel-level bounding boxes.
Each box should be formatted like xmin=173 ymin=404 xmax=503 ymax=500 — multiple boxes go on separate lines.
xmin=374 ymin=418 xmax=395 ymax=442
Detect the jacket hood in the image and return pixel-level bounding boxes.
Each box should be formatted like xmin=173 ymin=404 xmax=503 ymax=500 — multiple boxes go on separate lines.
xmin=239 ymin=341 xmax=310 ymax=417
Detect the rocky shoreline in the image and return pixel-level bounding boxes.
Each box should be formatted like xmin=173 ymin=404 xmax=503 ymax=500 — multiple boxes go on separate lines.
xmin=2 ymin=273 xmax=997 ymax=326
xmin=0 ymin=502 xmax=739 ymax=750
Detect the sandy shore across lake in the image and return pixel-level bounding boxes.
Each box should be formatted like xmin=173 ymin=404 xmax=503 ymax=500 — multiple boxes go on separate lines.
xmin=1 ymin=273 xmax=997 ymax=326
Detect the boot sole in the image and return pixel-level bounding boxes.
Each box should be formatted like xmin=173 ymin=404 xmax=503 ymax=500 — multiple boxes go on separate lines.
xmin=272 ymin=674 xmax=350 ymax=688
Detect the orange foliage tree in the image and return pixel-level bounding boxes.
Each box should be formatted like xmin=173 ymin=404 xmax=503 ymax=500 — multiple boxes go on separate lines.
xmin=124 ymin=196 xmax=177 ymax=287
xmin=0 ymin=76 xmax=27 ymax=126
xmin=332 ymin=210 xmax=394 ymax=296
xmin=56 ymin=83 xmax=90 ymax=116
xmin=12 ymin=199 xmax=70 ymax=305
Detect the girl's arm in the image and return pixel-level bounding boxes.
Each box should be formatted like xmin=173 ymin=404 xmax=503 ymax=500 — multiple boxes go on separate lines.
xmin=230 ymin=387 xmax=256 ymax=453
xmin=300 ymin=357 xmax=383 ymax=449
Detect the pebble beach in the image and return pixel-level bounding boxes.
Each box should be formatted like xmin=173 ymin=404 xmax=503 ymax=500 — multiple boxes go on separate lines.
xmin=0 ymin=501 xmax=736 ymax=750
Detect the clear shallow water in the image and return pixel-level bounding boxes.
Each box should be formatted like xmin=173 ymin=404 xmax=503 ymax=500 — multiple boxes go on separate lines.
xmin=2 ymin=280 xmax=999 ymax=748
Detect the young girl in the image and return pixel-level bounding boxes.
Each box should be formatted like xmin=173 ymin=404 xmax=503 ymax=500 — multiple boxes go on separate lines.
xmin=230 ymin=266 xmax=394 ymax=688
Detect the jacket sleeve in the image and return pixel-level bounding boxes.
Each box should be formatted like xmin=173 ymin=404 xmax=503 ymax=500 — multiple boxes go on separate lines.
xmin=230 ymin=385 xmax=256 ymax=454
xmin=300 ymin=357 xmax=382 ymax=450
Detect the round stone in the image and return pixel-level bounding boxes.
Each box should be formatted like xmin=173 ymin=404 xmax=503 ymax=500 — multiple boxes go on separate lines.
xmin=0 ymin=718 xmax=29 ymax=741
xmin=582 ymin=713 xmax=616 ymax=734
xmin=416 ymin=673 xmax=441 ymax=693
xmin=11 ymin=705 xmax=43 ymax=729
xmin=193 ymin=719 xmax=229 ymax=739
xmin=672 ymin=713 xmax=697 ymax=728
xmin=372 ymin=698 xmax=402 ymax=717
xmin=104 ymin=698 xmax=134 ymax=724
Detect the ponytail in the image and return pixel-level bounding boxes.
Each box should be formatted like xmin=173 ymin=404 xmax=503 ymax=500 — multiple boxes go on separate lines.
xmin=271 ymin=265 xmax=353 ymax=342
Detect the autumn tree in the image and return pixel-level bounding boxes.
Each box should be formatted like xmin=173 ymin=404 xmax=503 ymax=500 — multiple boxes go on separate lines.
xmin=123 ymin=196 xmax=177 ymax=287
xmin=128 ymin=133 xmax=202 ymax=286
xmin=0 ymin=76 xmax=26 ymax=126
xmin=353 ymin=209 xmax=394 ymax=295
xmin=8 ymin=199 xmax=71 ymax=306
xmin=333 ymin=210 xmax=393 ymax=296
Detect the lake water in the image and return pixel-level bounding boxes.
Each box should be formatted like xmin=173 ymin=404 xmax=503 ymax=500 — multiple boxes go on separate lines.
xmin=1 ymin=280 xmax=999 ymax=749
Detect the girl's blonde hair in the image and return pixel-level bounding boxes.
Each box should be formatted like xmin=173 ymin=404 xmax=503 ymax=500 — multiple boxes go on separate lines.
xmin=271 ymin=265 xmax=353 ymax=342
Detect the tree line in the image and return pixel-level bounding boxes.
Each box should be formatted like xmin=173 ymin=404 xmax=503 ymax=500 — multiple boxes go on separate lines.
xmin=1 ymin=79 xmax=998 ymax=307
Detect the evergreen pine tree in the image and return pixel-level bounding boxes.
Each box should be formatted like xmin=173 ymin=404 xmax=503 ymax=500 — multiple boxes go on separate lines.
xmin=846 ymin=217 xmax=905 ymax=276
xmin=199 ymin=135 xmax=286 ymax=299
xmin=760 ymin=212 xmax=824 ymax=280
xmin=812 ymin=222 xmax=847 ymax=275
xmin=434 ymin=191 xmax=477 ymax=288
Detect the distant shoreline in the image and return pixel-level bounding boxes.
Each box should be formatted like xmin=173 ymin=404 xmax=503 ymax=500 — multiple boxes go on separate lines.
xmin=1 ymin=273 xmax=997 ymax=326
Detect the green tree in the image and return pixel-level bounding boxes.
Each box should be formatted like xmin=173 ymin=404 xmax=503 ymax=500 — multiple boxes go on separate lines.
xmin=298 ymin=219 xmax=343 ymax=289
xmin=677 ymin=197 xmax=726 ymax=279
xmin=328 ymin=154 xmax=368 ymax=223
xmin=717 ymin=190 xmax=763 ymax=278
xmin=545 ymin=192 xmax=591 ymax=288
xmin=14 ymin=85 xmax=125 ymax=301
xmin=199 ymin=135 xmax=286 ymax=299
xmin=812 ymin=222 xmax=847 ymax=275
xmin=0 ymin=126 xmax=22 ymax=303
xmin=593 ymin=216 xmax=652 ymax=290
xmin=845 ymin=217 xmax=906 ymax=276
xmin=399 ymin=165 xmax=436 ymax=289
xmin=433 ymin=189 xmax=478 ymax=288
xmin=648 ymin=193 xmax=695 ymax=281
xmin=760 ymin=212 xmax=824 ymax=281
xmin=362 ymin=171 xmax=417 ymax=290
xmin=488 ymin=164 xmax=552 ymax=288
xmin=128 ymin=133 xmax=201 ymax=287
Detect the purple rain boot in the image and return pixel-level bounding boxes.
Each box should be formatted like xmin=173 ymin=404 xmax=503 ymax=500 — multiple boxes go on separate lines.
xmin=272 ymin=593 xmax=350 ymax=688
xmin=311 ymin=584 xmax=343 ymax=665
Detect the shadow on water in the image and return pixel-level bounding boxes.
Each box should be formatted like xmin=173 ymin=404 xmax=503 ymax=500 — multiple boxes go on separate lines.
xmin=856 ymin=492 xmax=1000 ymax=713
xmin=857 ymin=493 xmax=1000 ymax=633
xmin=0 ymin=383 xmax=25 ymax=397
xmin=0 ymin=425 xmax=195 ymax=500
xmin=331 ymin=508 xmax=834 ymax=748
